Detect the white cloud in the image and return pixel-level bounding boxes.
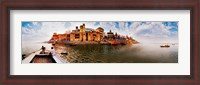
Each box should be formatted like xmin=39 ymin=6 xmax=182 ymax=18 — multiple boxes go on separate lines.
xmin=22 ymin=21 xmax=178 ymax=43
xmin=129 ymin=22 xmax=178 ymax=43
xmin=22 ymin=22 xmax=70 ymax=42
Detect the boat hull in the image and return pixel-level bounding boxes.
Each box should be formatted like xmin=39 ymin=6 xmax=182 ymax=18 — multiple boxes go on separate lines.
xmin=30 ymin=54 xmax=56 ymax=63
xmin=22 ymin=50 xmax=66 ymax=63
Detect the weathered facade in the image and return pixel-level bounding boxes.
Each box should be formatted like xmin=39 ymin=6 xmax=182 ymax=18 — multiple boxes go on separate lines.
xmin=49 ymin=23 xmax=139 ymax=45
xmin=51 ymin=24 xmax=104 ymax=42
xmin=107 ymin=30 xmax=114 ymax=39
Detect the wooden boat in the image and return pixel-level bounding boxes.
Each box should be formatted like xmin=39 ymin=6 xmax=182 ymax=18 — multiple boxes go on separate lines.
xmin=111 ymin=40 xmax=118 ymax=45
xmin=70 ymin=44 xmax=77 ymax=46
xmin=22 ymin=50 xmax=66 ymax=63
xmin=30 ymin=54 xmax=56 ymax=63
xmin=61 ymin=52 xmax=68 ymax=55
xmin=160 ymin=44 xmax=170 ymax=48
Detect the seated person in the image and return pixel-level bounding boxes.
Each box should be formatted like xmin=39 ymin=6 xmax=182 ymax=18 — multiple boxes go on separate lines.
xmin=50 ymin=47 xmax=56 ymax=56
xmin=40 ymin=46 xmax=47 ymax=54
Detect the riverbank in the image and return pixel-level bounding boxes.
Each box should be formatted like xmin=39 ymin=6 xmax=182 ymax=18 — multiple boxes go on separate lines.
xmin=48 ymin=40 xmax=139 ymax=45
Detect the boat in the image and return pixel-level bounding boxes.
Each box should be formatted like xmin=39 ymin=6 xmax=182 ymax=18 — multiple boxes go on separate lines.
xmin=30 ymin=54 xmax=56 ymax=63
xmin=160 ymin=44 xmax=170 ymax=48
xmin=22 ymin=50 xmax=66 ymax=63
xmin=111 ymin=40 xmax=118 ymax=45
xmin=70 ymin=44 xmax=77 ymax=46
xmin=61 ymin=52 xmax=68 ymax=55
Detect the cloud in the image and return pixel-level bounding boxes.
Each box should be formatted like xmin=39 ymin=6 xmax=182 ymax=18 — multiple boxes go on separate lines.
xmin=129 ymin=22 xmax=178 ymax=43
xmin=22 ymin=22 xmax=71 ymax=42
xmin=22 ymin=21 xmax=178 ymax=43
xmin=95 ymin=21 xmax=178 ymax=43
xmin=22 ymin=22 xmax=101 ymax=42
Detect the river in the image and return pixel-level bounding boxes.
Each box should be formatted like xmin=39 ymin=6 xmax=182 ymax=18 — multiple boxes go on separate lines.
xmin=22 ymin=42 xmax=178 ymax=63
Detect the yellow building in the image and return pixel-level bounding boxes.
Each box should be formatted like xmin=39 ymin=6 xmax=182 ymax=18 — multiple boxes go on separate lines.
xmin=51 ymin=24 xmax=105 ymax=42
xmin=68 ymin=24 xmax=104 ymax=41
xmin=80 ymin=24 xmax=86 ymax=32
xmin=50 ymin=23 xmax=138 ymax=45
xmin=50 ymin=24 xmax=139 ymax=44
xmin=52 ymin=33 xmax=67 ymax=42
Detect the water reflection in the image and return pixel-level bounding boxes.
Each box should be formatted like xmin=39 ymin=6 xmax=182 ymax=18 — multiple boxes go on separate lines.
xmin=54 ymin=44 xmax=178 ymax=63
xmin=22 ymin=42 xmax=178 ymax=63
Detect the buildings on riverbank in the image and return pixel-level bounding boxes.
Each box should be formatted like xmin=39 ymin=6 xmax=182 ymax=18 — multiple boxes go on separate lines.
xmin=49 ymin=24 xmax=138 ymax=45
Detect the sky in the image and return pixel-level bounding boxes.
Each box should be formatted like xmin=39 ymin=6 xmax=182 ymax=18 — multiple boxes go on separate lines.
xmin=22 ymin=21 xmax=178 ymax=43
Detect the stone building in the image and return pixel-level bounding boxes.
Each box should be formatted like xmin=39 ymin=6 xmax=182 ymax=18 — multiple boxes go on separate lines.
xmin=70 ymin=24 xmax=104 ymax=41
xmin=107 ymin=30 xmax=114 ymax=39
xmin=51 ymin=24 xmax=105 ymax=42
xmin=49 ymin=23 xmax=138 ymax=45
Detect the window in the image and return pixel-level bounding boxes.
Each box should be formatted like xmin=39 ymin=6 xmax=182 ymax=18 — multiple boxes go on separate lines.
xmin=75 ymin=34 xmax=80 ymax=39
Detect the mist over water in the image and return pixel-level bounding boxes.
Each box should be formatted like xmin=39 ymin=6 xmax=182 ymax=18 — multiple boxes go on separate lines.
xmin=22 ymin=42 xmax=52 ymax=55
xmin=22 ymin=42 xmax=178 ymax=63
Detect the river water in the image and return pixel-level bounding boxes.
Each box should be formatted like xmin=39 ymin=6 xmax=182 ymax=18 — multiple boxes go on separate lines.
xmin=22 ymin=42 xmax=178 ymax=63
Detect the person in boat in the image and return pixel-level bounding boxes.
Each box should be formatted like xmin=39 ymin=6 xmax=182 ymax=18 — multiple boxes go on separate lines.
xmin=50 ymin=47 xmax=56 ymax=56
xmin=41 ymin=46 xmax=44 ymax=49
xmin=40 ymin=46 xmax=47 ymax=54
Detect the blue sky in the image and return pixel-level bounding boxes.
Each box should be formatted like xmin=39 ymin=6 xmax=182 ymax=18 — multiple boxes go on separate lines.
xmin=22 ymin=21 xmax=178 ymax=43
